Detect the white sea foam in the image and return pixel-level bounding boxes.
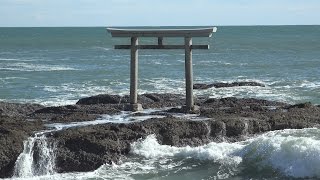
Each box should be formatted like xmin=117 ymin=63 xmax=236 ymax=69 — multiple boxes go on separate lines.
xmin=238 ymin=128 xmax=320 ymax=178
xmin=40 ymin=82 xmax=124 ymax=106
xmin=2 ymin=76 xmax=302 ymax=107
xmin=0 ymin=58 xmax=39 ymax=62
xmin=13 ymin=133 xmax=56 ymax=178
xmin=139 ymin=77 xmax=298 ymax=104
xmin=130 ymin=128 xmax=320 ymax=179
xmin=46 ymin=110 xmax=165 ymax=131
xmin=0 ymin=62 xmax=77 ymax=72
xmin=197 ymin=60 xmax=233 ymax=66
xmin=92 ymin=46 xmax=111 ymax=51
xmin=0 ymin=58 xmax=21 ymax=61
xmin=131 ymin=134 xmax=243 ymax=165
xmin=39 ymin=77 xmax=300 ymax=106
xmin=0 ymin=77 xmax=28 ymax=80
xmin=7 ymin=129 xmax=320 ymax=179
xmin=299 ymin=81 xmax=320 ymax=89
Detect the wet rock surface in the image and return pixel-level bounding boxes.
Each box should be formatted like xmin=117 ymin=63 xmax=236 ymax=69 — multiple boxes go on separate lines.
xmin=0 ymin=102 xmax=44 ymax=118
xmin=50 ymin=97 xmax=320 ymax=173
xmin=193 ymin=81 xmax=265 ymax=89
xmin=0 ymin=93 xmax=320 ymax=177
xmin=50 ymin=95 xmax=320 ymax=173
xmin=76 ymin=93 xmax=185 ymax=109
xmin=0 ymin=115 xmax=43 ymax=178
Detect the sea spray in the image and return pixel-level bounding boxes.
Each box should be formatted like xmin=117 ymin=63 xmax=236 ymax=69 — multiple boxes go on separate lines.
xmin=13 ymin=132 xmax=56 ymax=178
xmin=237 ymin=128 xmax=320 ymax=178
xmin=6 ymin=128 xmax=320 ymax=179
xmin=130 ymin=129 xmax=320 ymax=179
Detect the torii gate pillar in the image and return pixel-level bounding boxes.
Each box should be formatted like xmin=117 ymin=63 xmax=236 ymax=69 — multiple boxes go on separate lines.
xmin=184 ymin=37 xmax=196 ymax=112
xmin=129 ymin=37 xmax=142 ymax=111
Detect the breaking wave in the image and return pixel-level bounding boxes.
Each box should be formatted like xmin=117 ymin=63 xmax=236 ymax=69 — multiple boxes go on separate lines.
xmin=131 ymin=128 xmax=320 ymax=179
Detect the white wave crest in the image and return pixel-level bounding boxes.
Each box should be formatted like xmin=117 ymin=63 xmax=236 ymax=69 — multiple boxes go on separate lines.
xmin=131 ymin=128 xmax=320 ymax=179
xmin=131 ymin=134 xmax=243 ymax=166
xmin=0 ymin=62 xmax=77 ymax=72
xmin=238 ymin=128 xmax=320 ymax=178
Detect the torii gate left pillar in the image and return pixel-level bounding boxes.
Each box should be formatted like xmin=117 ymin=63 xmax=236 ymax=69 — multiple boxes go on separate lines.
xmin=129 ymin=36 xmax=140 ymax=111
xmin=107 ymin=27 xmax=217 ymax=113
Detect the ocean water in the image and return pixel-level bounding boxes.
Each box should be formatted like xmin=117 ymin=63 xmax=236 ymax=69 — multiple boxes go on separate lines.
xmin=0 ymin=26 xmax=320 ymax=106
xmin=1 ymin=26 xmax=320 ymax=179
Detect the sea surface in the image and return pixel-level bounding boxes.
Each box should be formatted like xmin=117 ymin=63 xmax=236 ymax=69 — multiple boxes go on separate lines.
xmin=1 ymin=26 xmax=320 ymax=179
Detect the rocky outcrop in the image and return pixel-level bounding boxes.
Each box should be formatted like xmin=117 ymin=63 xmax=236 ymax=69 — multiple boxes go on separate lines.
xmin=31 ymin=104 xmax=123 ymax=123
xmin=0 ymin=94 xmax=320 ymax=177
xmin=193 ymin=81 xmax=265 ymax=89
xmin=50 ymin=117 xmax=219 ymax=173
xmin=0 ymin=102 xmax=44 ymax=118
xmin=0 ymin=115 xmax=43 ymax=178
xmin=48 ymin=96 xmax=320 ymax=173
xmin=0 ymin=102 xmax=45 ymax=178
xmin=76 ymin=93 xmax=184 ymax=109
xmin=28 ymin=93 xmax=184 ymax=123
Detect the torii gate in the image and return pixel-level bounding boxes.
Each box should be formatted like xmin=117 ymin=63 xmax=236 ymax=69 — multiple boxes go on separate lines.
xmin=107 ymin=27 xmax=217 ymax=113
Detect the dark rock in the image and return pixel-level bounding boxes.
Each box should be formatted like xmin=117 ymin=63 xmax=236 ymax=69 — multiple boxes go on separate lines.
xmin=193 ymin=83 xmax=214 ymax=89
xmin=50 ymin=117 xmax=214 ymax=173
xmin=224 ymin=118 xmax=248 ymax=137
xmin=208 ymin=120 xmax=226 ymax=137
xmin=143 ymin=93 xmax=162 ymax=102
xmin=0 ymin=102 xmax=44 ymax=118
xmin=193 ymin=81 xmax=265 ymax=90
xmin=49 ymin=99 xmax=320 ymax=174
xmin=31 ymin=104 xmax=123 ymax=123
xmin=76 ymin=94 xmax=122 ymax=105
xmin=288 ymin=102 xmax=313 ymax=109
xmin=139 ymin=93 xmax=184 ymax=109
xmin=35 ymin=105 xmax=79 ymax=114
xmin=0 ymin=116 xmax=43 ymax=178
xmin=202 ymin=97 xmax=288 ymax=109
xmin=76 ymin=93 xmax=184 ymax=109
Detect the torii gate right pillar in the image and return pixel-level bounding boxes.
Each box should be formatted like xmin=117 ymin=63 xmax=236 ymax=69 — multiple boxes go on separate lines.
xmin=183 ymin=37 xmax=199 ymax=112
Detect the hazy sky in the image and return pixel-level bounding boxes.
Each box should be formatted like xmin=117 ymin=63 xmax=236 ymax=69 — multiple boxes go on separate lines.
xmin=0 ymin=0 xmax=319 ymax=27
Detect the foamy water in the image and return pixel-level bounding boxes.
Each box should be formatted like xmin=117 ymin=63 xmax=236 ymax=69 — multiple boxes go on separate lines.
xmin=7 ymin=111 xmax=320 ymax=180
xmin=7 ymin=128 xmax=320 ymax=180
xmin=129 ymin=129 xmax=320 ymax=179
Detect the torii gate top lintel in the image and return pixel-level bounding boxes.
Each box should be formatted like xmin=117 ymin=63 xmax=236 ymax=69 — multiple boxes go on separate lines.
xmin=107 ymin=27 xmax=217 ymax=113
xmin=107 ymin=27 xmax=217 ymax=37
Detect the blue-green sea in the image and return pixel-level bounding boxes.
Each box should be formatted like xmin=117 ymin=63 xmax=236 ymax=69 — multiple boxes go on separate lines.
xmin=1 ymin=26 xmax=319 ymax=106
xmin=1 ymin=26 xmax=320 ymax=180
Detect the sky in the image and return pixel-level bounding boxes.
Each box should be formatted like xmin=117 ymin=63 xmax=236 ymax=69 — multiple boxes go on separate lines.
xmin=0 ymin=0 xmax=319 ymax=27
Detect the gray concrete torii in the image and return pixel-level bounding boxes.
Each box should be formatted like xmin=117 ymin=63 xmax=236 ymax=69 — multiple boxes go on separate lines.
xmin=107 ymin=27 xmax=217 ymax=112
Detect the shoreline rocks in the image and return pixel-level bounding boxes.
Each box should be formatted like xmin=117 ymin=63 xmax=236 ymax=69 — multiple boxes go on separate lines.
xmin=0 ymin=93 xmax=320 ymax=177
xmin=0 ymin=116 xmax=43 ymax=178
xmin=193 ymin=81 xmax=265 ymax=89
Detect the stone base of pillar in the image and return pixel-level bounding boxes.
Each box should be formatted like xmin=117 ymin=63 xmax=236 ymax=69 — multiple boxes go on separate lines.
xmin=181 ymin=105 xmax=200 ymax=114
xmin=124 ymin=103 xmax=143 ymax=112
